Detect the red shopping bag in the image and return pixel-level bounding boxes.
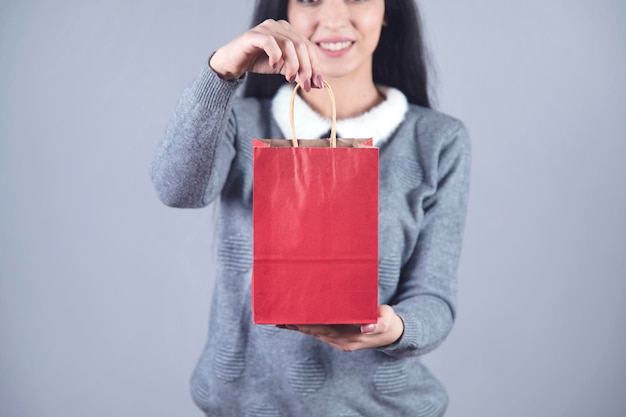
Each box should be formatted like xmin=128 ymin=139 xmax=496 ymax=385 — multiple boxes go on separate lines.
xmin=252 ymin=82 xmax=378 ymax=324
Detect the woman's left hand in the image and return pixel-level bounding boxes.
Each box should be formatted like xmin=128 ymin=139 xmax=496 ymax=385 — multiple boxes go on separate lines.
xmin=277 ymin=305 xmax=404 ymax=352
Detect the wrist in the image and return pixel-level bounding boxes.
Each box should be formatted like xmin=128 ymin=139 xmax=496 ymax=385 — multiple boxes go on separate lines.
xmin=208 ymin=50 xmax=244 ymax=81
xmin=390 ymin=313 xmax=405 ymax=345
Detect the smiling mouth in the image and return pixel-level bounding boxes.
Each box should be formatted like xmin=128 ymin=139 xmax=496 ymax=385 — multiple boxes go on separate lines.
xmin=317 ymin=41 xmax=353 ymax=51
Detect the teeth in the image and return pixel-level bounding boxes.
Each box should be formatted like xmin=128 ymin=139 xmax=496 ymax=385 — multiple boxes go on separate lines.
xmin=319 ymin=41 xmax=352 ymax=51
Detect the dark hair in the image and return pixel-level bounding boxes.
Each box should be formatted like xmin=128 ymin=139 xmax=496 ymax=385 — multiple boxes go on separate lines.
xmin=242 ymin=0 xmax=432 ymax=108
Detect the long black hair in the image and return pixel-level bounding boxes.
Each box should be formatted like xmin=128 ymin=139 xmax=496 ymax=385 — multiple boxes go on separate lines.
xmin=242 ymin=0 xmax=432 ymax=108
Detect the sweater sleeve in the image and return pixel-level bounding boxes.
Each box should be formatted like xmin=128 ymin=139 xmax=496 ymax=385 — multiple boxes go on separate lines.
xmin=151 ymin=65 xmax=245 ymax=208
xmin=378 ymin=123 xmax=471 ymax=358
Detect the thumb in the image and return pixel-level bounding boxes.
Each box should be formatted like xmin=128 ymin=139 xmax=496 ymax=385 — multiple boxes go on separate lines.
xmin=361 ymin=305 xmax=397 ymax=334
xmin=360 ymin=323 xmax=377 ymax=334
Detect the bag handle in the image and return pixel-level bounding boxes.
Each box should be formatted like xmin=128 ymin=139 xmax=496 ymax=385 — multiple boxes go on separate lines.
xmin=289 ymin=81 xmax=337 ymax=148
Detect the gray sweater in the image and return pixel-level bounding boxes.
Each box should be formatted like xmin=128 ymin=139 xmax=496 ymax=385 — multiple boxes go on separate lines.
xmin=151 ymin=65 xmax=471 ymax=417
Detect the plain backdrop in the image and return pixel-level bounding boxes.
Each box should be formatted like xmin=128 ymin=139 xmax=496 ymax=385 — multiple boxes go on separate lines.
xmin=1 ymin=1 xmax=625 ymax=416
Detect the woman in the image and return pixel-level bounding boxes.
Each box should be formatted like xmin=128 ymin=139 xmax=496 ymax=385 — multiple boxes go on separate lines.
xmin=151 ymin=0 xmax=471 ymax=415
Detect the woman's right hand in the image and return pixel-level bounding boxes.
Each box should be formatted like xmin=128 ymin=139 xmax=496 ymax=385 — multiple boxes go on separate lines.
xmin=209 ymin=19 xmax=323 ymax=92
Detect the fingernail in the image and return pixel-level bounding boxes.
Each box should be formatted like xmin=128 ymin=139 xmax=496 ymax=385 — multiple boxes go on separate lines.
xmin=315 ymin=74 xmax=324 ymax=88
xmin=304 ymin=78 xmax=311 ymax=92
xmin=288 ymin=74 xmax=296 ymax=83
xmin=361 ymin=324 xmax=376 ymax=334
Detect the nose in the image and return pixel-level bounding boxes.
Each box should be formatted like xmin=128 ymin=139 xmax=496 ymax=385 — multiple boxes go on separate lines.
xmin=319 ymin=0 xmax=350 ymax=29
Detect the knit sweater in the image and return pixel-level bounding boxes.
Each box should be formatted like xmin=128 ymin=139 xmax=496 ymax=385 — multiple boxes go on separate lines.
xmin=151 ymin=65 xmax=471 ymax=417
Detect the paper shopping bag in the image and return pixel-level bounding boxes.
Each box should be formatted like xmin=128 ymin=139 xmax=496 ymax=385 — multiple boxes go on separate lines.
xmin=252 ymin=82 xmax=378 ymax=324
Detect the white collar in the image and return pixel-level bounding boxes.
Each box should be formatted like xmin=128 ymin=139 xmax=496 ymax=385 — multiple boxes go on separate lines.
xmin=271 ymin=84 xmax=408 ymax=147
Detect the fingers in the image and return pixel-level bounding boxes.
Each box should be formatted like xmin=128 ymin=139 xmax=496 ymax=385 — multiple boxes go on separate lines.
xmin=259 ymin=19 xmax=322 ymax=91
xmin=361 ymin=323 xmax=377 ymax=334
xmin=275 ymin=306 xmax=404 ymax=352
xmin=277 ymin=325 xmax=362 ymax=351
xmin=302 ymin=325 xmax=365 ymax=352
xmin=360 ymin=305 xmax=395 ymax=335
xmin=361 ymin=305 xmax=405 ymax=347
xmin=220 ymin=19 xmax=323 ymax=90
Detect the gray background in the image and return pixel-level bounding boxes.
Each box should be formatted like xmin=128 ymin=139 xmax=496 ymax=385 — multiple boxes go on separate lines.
xmin=1 ymin=0 xmax=625 ymax=416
